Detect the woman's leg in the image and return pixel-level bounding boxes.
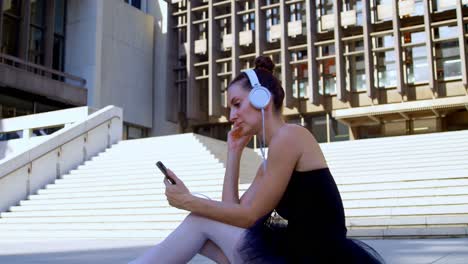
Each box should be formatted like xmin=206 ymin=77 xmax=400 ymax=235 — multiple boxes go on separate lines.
xmin=129 ymin=213 xmax=246 ymax=264
xmin=198 ymin=239 xmax=230 ymax=264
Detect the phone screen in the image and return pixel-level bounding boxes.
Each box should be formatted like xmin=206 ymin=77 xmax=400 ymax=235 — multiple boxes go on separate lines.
xmin=156 ymin=161 xmax=176 ymax=184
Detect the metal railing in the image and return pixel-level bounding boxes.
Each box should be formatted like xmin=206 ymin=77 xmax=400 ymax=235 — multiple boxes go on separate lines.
xmin=0 ymin=53 xmax=86 ymax=87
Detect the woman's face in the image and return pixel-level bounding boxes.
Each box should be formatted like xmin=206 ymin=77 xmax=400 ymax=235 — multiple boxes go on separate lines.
xmin=227 ymin=83 xmax=262 ymax=136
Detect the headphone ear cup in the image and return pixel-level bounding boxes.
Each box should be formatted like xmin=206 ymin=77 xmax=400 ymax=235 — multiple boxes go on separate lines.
xmin=249 ymin=86 xmax=271 ymax=109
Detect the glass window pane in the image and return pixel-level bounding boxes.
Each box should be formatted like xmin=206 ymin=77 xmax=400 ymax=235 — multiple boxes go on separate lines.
xmin=405 ymin=46 xmax=429 ymax=83
xmin=1 ymin=16 xmax=20 ymax=56
xmin=435 ymin=25 xmax=458 ymax=39
xmin=29 ymin=26 xmax=44 ymax=65
xmin=3 ymin=0 xmax=22 ymax=16
xmin=55 ymin=0 xmax=65 ymax=34
xmin=30 ymin=0 xmax=46 ymax=26
xmin=436 ymin=41 xmax=461 ymax=79
xmin=53 ymin=36 xmax=64 ymax=72
xmin=376 ymin=35 xmax=394 ymax=48
xmin=376 ymin=51 xmax=397 ymax=88
xmin=349 ymin=55 xmax=366 ymax=91
xmin=330 ymin=118 xmax=349 ymax=142
xmin=305 ymin=115 xmax=328 ymax=143
xmin=433 ymin=0 xmax=457 ymax=11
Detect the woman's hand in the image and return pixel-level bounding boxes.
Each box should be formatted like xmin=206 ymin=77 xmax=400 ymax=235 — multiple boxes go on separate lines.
xmin=227 ymin=126 xmax=252 ymax=154
xmin=164 ymin=168 xmax=193 ymax=211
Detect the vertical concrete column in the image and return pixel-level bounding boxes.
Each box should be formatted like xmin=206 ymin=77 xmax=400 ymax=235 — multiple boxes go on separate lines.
xmin=363 ymin=0 xmax=376 ymax=99
xmin=334 ymin=1 xmax=346 ymax=102
xmin=280 ymin=0 xmax=294 ymax=107
xmin=305 ymin=0 xmax=319 ymax=105
xmin=232 ymin=0 xmax=240 ymax=77
xmin=208 ymin=1 xmax=221 ymax=117
xmin=456 ymin=0 xmax=468 ymax=88
xmin=0 ymin=0 xmax=4 ymax=49
xmin=391 ymin=0 xmax=405 ymax=97
xmin=255 ymin=0 xmax=265 ymax=57
xmin=186 ymin=1 xmax=200 ymax=120
xmin=423 ymin=0 xmax=437 ymax=95
xmin=166 ymin=3 xmax=178 ymax=122
xmin=19 ymin=0 xmax=31 ymax=61
xmin=43 ymin=0 xmax=56 ymax=69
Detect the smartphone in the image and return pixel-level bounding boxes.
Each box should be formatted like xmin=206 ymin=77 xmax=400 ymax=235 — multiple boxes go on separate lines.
xmin=156 ymin=161 xmax=176 ymax=184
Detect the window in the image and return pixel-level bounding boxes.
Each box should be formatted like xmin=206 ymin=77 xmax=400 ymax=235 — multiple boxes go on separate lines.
xmin=330 ymin=117 xmax=349 ymax=142
xmin=376 ymin=51 xmax=397 ymax=88
xmin=432 ymin=0 xmax=456 ymax=12
xmin=345 ymin=40 xmax=366 ymax=91
xmin=289 ymin=2 xmax=305 ymax=22
xmin=124 ymin=0 xmax=141 ymax=10
xmin=29 ymin=0 xmax=46 ymax=65
xmin=304 ymin=115 xmax=328 ymax=143
xmin=403 ymin=31 xmax=428 ymax=84
xmin=434 ymin=25 xmax=461 ymax=80
xmin=373 ymin=34 xmax=396 ymax=88
xmin=317 ymin=42 xmax=336 ymax=95
xmin=265 ymin=7 xmax=280 ymax=43
xmin=2 ymin=0 xmax=22 ymax=56
xmin=344 ymin=0 xmax=363 ymax=26
xmin=317 ymin=0 xmax=334 ymax=32
xmin=374 ymin=0 xmax=393 ymax=22
xmin=53 ymin=0 xmax=66 ymax=70
xmin=291 ymin=63 xmax=308 ymax=98
xmin=435 ymin=41 xmax=461 ymax=79
xmin=242 ymin=13 xmax=255 ymax=31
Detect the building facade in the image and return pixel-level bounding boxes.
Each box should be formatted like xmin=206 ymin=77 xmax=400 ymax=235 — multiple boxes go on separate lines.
xmin=0 ymin=0 xmax=176 ymax=141
xmin=168 ymin=0 xmax=468 ymax=143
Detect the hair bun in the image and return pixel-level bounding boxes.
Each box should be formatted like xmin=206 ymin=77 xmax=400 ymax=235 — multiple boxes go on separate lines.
xmin=254 ymin=56 xmax=275 ymax=73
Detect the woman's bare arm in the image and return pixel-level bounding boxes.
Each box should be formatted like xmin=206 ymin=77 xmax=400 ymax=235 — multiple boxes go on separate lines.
xmin=221 ymin=150 xmax=242 ymax=203
xmin=175 ymin=127 xmax=302 ymax=228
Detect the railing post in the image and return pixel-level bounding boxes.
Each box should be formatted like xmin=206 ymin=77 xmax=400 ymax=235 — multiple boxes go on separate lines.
xmin=22 ymin=129 xmax=32 ymax=139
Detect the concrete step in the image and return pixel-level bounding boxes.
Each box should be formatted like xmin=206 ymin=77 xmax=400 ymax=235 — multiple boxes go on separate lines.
xmin=54 ymin=175 xmax=225 ymax=185
xmin=0 ymin=222 xmax=180 ymax=231
xmin=29 ymin=189 xmax=223 ymax=200
xmin=333 ymin=170 xmax=468 ymax=183
xmin=346 ymin=204 xmax=468 ymax=217
xmin=346 ymin=215 xmax=468 ymax=227
xmin=79 ymin=157 xmax=220 ymax=169
xmin=69 ymin=163 xmax=224 ymax=174
xmin=0 ymin=230 xmax=172 ymax=239
xmin=341 ymin=186 xmax=468 ymax=200
xmin=48 ymin=178 xmax=226 ymax=189
xmin=330 ymin=160 xmax=468 ymax=174
xmin=338 ymin=178 xmax=468 ymax=192
xmin=343 ymin=195 xmax=468 ymax=208
xmin=323 ymin=147 xmax=468 ymax=162
xmin=326 ymin=154 xmax=468 ymax=168
xmin=330 ymin=168 xmax=468 ymax=182
xmin=0 ymin=207 xmax=189 ymax=218
xmin=63 ymin=168 xmax=226 ymax=178
xmin=347 ymin=226 xmax=468 ymax=238
xmin=0 ymin=215 xmax=187 ymax=223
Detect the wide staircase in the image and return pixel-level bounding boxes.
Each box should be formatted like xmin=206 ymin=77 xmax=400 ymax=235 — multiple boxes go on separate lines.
xmin=0 ymin=130 xmax=467 ymax=239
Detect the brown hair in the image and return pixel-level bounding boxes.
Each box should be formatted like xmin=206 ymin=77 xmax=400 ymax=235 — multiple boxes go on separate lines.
xmin=228 ymin=56 xmax=285 ymax=114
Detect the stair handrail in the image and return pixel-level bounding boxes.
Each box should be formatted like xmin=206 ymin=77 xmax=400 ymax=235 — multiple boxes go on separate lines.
xmin=0 ymin=105 xmax=123 ymax=212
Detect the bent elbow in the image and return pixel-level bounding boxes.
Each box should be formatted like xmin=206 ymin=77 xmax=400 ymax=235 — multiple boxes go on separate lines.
xmin=241 ymin=214 xmax=259 ymax=229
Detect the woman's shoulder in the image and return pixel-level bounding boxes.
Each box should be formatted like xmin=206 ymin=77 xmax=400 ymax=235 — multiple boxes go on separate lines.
xmin=270 ymin=124 xmax=311 ymax=152
xmin=279 ymin=124 xmax=314 ymax=141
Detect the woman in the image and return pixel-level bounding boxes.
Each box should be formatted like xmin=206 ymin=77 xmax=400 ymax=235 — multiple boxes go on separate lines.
xmin=129 ymin=56 xmax=384 ymax=263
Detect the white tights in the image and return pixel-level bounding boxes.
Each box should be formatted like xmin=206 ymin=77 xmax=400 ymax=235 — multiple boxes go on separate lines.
xmin=129 ymin=213 xmax=246 ymax=264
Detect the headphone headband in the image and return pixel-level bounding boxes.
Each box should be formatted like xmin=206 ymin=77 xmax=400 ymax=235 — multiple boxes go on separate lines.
xmin=244 ymin=69 xmax=261 ymax=88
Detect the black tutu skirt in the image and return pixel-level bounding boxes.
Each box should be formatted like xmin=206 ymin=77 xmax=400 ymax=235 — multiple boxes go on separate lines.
xmin=237 ymin=214 xmax=385 ymax=264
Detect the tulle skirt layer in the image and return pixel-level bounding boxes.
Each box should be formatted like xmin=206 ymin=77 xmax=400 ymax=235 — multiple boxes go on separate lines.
xmin=237 ymin=216 xmax=385 ymax=264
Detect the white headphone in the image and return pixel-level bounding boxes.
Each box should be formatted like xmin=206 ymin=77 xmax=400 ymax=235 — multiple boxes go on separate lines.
xmin=244 ymin=69 xmax=271 ymax=172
